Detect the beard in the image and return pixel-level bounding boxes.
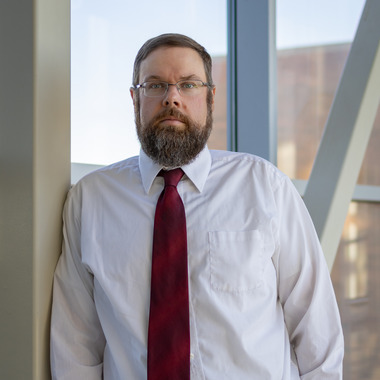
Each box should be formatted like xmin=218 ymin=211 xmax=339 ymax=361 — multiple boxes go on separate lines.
xmin=134 ymin=95 xmax=213 ymax=168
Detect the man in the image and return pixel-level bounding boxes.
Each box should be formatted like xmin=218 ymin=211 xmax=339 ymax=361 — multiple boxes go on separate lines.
xmin=51 ymin=33 xmax=344 ymax=379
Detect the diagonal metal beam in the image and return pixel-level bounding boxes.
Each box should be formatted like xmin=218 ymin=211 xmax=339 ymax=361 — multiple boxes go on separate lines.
xmin=303 ymin=0 xmax=380 ymax=271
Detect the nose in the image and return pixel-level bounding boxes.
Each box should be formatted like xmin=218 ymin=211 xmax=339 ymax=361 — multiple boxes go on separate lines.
xmin=162 ymin=84 xmax=181 ymax=107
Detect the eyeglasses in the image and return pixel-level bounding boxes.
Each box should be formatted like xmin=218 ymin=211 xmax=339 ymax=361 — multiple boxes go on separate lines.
xmin=134 ymin=79 xmax=212 ymax=97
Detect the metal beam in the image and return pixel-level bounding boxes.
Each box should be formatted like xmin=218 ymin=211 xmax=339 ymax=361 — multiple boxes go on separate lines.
xmin=303 ymin=0 xmax=380 ymax=270
xmin=293 ymin=180 xmax=380 ymax=204
xmin=227 ymin=0 xmax=277 ymax=163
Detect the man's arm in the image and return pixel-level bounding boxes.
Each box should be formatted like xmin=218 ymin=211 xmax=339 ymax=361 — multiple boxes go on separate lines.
xmin=273 ymin=176 xmax=344 ymax=379
xmin=50 ymin=187 xmax=105 ymax=379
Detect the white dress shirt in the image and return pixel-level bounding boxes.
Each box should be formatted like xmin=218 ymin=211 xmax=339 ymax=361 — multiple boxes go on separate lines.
xmin=51 ymin=147 xmax=344 ymax=379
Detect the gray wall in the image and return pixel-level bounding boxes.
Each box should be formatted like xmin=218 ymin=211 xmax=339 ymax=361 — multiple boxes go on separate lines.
xmin=0 ymin=1 xmax=70 ymax=378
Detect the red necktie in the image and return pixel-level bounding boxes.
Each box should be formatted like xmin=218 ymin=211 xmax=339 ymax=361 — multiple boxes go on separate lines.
xmin=148 ymin=168 xmax=190 ymax=380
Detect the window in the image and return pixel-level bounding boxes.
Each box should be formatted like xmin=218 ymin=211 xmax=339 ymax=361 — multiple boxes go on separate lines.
xmin=277 ymin=0 xmax=366 ymax=180
xmin=331 ymin=202 xmax=380 ymax=379
xmin=71 ymin=0 xmax=227 ymax=167
xmin=277 ymin=1 xmax=380 ymax=378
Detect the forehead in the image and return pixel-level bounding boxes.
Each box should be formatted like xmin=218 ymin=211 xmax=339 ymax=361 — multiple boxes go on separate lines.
xmin=139 ymin=46 xmax=206 ymax=82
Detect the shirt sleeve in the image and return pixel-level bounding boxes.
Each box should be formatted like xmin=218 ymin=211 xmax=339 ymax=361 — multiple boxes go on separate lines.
xmin=50 ymin=186 xmax=106 ymax=380
xmin=273 ymin=176 xmax=344 ymax=379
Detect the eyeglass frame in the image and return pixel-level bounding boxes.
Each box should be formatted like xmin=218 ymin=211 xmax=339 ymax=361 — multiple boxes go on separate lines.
xmin=133 ymin=79 xmax=214 ymax=97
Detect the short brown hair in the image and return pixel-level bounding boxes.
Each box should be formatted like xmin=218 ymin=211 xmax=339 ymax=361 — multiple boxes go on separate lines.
xmin=132 ymin=33 xmax=213 ymax=86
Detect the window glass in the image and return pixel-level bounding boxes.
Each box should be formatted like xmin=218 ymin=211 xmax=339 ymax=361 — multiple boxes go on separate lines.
xmin=277 ymin=0 xmax=366 ymax=180
xmin=278 ymin=3 xmax=380 ymax=378
xmin=331 ymin=202 xmax=380 ymax=379
xmin=71 ymin=0 xmax=227 ymax=165
xmin=358 ymin=103 xmax=380 ymax=186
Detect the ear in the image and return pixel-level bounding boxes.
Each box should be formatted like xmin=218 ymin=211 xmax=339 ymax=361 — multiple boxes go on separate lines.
xmin=130 ymin=87 xmax=136 ymax=105
xmin=211 ymin=86 xmax=216 ymax=112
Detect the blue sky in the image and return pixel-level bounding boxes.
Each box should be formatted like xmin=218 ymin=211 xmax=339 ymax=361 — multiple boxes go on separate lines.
xmin=277 ymin=0 xmax=366 ymax=48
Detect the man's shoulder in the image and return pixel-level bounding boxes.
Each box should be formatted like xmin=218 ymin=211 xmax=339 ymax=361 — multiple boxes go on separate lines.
xmin=208 ymin=149 xmax=293 ymax=197
xmin=210 ymin=149 xmax=266 ymax=162
xmin=64 ymin=156 xmax=140 ymax=214
xmin=209 ymin=149 xmax=285 ymax=177
xmin=79 ymin=156 xmax=139 ymax=183
xmin=69 ymin=156 xmax=140 ymax=198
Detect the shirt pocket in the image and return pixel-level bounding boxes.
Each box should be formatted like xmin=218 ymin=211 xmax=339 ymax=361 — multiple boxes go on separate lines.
xmin=208 ymin=229 xmax=274 ymax=294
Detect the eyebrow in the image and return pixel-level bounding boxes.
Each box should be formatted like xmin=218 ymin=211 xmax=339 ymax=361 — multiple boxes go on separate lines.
xmin=142 ymin=74 xmax=202 ymax=83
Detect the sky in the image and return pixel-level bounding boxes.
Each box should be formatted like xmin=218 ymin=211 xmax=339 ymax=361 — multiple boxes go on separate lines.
xmin=71 ymin=0 xmax=366 ymax=165
xmin=277 ymin=0 xmax=366 ymax=49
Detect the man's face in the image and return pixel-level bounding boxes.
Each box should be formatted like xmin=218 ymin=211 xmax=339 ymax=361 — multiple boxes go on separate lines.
xmin=131 ymin=46 xmax=215 ymax=168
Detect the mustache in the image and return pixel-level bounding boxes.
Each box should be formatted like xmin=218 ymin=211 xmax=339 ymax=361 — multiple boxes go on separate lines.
xmin=151 ymin=108 xmax=189 ymax=126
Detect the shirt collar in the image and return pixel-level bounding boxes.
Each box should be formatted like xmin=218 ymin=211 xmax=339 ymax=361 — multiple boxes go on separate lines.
xmin=139 ymin=145 xmax=211 ymax=194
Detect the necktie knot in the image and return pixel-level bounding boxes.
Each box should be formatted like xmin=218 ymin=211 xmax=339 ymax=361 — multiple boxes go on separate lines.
xmin=161 ymin=168 xmax=184 ymax=188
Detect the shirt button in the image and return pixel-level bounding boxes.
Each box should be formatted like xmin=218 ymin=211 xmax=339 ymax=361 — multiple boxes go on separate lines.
xmin=190 ymin=353 xmax=195 ymax=361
